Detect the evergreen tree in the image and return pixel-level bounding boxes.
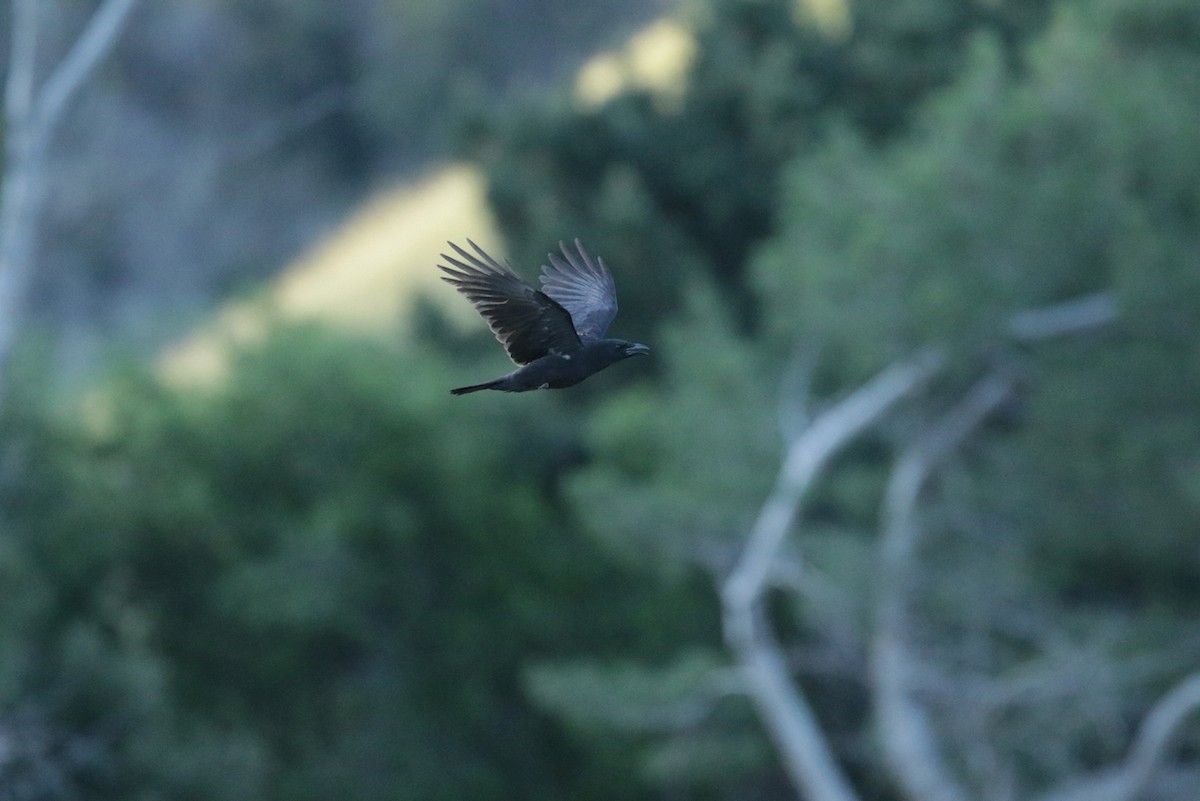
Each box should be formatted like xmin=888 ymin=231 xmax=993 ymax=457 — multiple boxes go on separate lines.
xmin=0 ymin=327 xmax=712 ymax=800
xmin=529 ymin=0 xmax=1200 ymax=797
xmin=471 ymin=0 xmax=1052 ymax=335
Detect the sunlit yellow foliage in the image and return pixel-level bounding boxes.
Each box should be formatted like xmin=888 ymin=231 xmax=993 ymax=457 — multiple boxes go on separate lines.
xmin=797 ymin=0 xmax=852 ymax=39
xmin=575 ymin=18 xmax=696 ymax=110
xmin=272 ymin=163 xmax=495 ymax=329
xmin=574 ymin=1 xmax=850 ymax=113
xmin=158 ymin=163 xmax=497 ymax=385
xmin=161 ymin=4 xmax=854 ymax=386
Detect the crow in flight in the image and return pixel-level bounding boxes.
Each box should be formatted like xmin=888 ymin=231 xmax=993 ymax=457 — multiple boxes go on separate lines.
xmin=439 ymin=239 xmax=649 ymax=395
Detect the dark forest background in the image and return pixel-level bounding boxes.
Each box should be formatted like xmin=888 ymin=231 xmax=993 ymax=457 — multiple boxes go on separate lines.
xmin=2 ymin=0 xmax=1199 ymax=799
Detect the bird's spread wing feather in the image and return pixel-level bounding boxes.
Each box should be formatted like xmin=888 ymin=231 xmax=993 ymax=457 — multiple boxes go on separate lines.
xmin=539 ymin=239 xmax=618 ymax=342
xmin=439 ymin=240 xmax=582 ymax=365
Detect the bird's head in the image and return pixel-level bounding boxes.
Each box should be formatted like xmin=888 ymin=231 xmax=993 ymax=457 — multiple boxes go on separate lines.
xmin=616 ymin=340 xmax=651 ymax=359
xmin=593 ymin=339 xmax=651 ymax=365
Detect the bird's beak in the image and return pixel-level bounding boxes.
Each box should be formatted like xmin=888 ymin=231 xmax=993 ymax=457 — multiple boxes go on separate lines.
xmin=627 ymin=343 xmax=651 ymax=356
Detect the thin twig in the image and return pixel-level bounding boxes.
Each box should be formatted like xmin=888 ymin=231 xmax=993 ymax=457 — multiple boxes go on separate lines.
xmin=872 ymin=373 xmax=1015 ymax=801
xmin=1039 ymin=671 xmax=1200 ymax=801
xmin=1008 ymin=292 xmax=1117 ymax=341
xmin=0 ymin=0 xmax=139 ymax=395
xmin=32 ymin=0 xmax=139 ymax=141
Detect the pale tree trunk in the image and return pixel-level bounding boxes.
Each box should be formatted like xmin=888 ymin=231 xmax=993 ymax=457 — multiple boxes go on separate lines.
xmin=723 ymin=293 xmax=1183 ymax=801
xmin=0 ymin=0 xmax=139 ymax=399
xmin=720 ymin=350 xmax=944 ymax=801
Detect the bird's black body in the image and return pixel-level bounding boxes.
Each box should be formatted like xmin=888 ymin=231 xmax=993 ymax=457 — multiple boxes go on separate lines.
xmin=449 ymin=339 xmax=649 ymax=395
xmin=439 ymin=239 xmax=649 ymax=395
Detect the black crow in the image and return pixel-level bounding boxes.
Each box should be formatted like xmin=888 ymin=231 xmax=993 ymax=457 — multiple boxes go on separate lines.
xmin=439 ymin=239 xmax=649 ymax=395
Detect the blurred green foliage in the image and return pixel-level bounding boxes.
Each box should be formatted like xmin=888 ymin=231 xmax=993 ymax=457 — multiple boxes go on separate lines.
xmin=0 ymin=328 xmax=714 ymax=800
xmin=524 ymin=0 xmax=1200 ymax=796
xmin=754 ymin=0 xmax=1200 ymax=602
xmin=471 ymin=0 xmax=1052 ymax=334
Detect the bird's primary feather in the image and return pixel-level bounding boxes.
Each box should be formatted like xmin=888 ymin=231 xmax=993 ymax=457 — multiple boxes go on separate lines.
xmin=539 ymin=239 xmax=619 ymax=342
xmin=438 ymin=240 xmax=582 ymax=365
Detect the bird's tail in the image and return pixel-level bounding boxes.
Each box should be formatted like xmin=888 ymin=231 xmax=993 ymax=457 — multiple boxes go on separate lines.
xmin=450 ymin=379 xmax=503 ymax=395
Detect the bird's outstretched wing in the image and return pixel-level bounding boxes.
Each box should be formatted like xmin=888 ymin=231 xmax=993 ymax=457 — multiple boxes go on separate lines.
xmin=439 ymin=240 xmax=582 ymax=365
xmin=539 ymin=239 xmax=618 ymax=342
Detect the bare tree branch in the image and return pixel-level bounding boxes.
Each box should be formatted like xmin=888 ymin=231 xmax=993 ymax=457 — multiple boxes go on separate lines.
xmin=718 ymin=291 xmax=1124 ymax=801
xmin=33 ymin=0 xmax=139 ymax=141
xmin=721 ymin=349 xmax=943 ymax=801
xmin=4 ymin=1 xmax=38 ymax=130
xmin=1040 ymin=671 xmax=1200 ymax=801
xmin=0 ymin=1 xmax=44 ymax=381
xmin=776 ymin=340 xmax=822 ymax=443
xmin=871 ymin=373 xmax=1016 ymax=801
xmin=1122 ymin=672 xmax=1200 ymax=795
xmin=723 ymin=601 xmax=860 ymax=801
xmin=0 ymin=0 xmax=139 ymax=395
xmin=1008 ymin=291 xmax=1118 ymax=341
xmin=864 ymin=292 xmax=1127 ymax=801
xmin=725 ymin=348 xmax=944 ymax=610
xmin=714 ymin=290 xmax=1126 ymax=801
